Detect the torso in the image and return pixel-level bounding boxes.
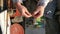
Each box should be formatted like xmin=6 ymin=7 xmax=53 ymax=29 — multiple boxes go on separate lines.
xmin=23 ymin=0 xmax=38 ymax=13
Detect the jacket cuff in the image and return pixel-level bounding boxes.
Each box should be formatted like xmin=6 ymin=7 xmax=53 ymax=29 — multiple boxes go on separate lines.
xmin=12 ymin=0 xmax=23 ymax=4
xmin=37 ymin=0 xmax=50 ymax=8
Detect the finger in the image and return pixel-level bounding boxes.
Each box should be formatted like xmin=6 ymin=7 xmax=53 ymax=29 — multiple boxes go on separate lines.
xmin=34 ymin=15 xmax=42 ymax=18
xmin=34 ymin=12 xmax=43 ymax=18
xmin=23 ymin=11 xmax=32 ymax=18
xmin=33 ymin=10 xmax=39 ymax=15
xmin=23 ymin=13 xmax=30 ymax=18
xmin=33 ymin=11 xmax=41 ymax=18
xmin=34 ymin=13 xmax=40 ymax=18
xmin=25 ymin=9 xmax=32 ymax=16
xmin=36 ymin=14 xmax=43 ymax=18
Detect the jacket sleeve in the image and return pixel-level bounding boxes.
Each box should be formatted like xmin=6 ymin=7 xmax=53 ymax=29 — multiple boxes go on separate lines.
xmin=37 ymin=0 xmax=51 ymax=8
xmin=12 ymin=0 xmax=23 ymax=4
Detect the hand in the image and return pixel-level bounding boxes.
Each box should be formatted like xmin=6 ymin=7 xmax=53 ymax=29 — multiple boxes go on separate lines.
xmin=32 ymin=6 xmax=45 ymax=18
xmin=21 ymin=5 xmax=32 ymax=18
xmin=16 ymin=3 xmax=32 ymax=18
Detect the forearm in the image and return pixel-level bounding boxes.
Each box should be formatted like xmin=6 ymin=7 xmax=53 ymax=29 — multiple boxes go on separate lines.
xmin=12 ymin=0 xmax=23 ymax=13
xmin=12 ymin=0 xmax=23 ymax=4
xmin=37 ymin=0 xmax=50 ymax=8
xmin=16 ymin=2 xmax=23 ymax=13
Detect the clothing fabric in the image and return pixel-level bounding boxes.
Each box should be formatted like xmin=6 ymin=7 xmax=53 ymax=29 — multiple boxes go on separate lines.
xmin=12 ymin=0 xmax=50 ymax=8
xmin=44 ymin=0 xmax=56 ymax=19
xmin=45 ymin=0 xmax=59 ymax=34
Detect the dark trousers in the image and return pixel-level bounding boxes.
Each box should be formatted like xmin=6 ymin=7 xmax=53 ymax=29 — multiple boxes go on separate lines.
xmin=45 ymin=18 xmax=59 ymax=34
xmin=44 ymin=0 xmax=60 ymax=34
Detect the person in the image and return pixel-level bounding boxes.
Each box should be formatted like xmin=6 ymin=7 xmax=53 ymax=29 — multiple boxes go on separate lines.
xmin=12 ymin=0 xmax=52 ymax=34
xmin=44 ymin=0 xmax=60 ymax=34
xmin=12 ymin=0 xmax=50 ymax=18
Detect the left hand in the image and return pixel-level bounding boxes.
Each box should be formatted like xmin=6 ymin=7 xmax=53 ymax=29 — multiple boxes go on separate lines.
xmin=32 ymin=6 xmax=45 ymax=18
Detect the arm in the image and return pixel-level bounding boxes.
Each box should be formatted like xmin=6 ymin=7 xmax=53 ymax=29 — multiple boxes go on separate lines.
xmin=12 ymin=0 xmax=23 ymax=4
xmin=12 ymin=0 xmax=32 ymax=18
xmin=33 ymin=0 xmax=50 ymax=18
xmin=37 ymin=0 xmax=50 ymax=8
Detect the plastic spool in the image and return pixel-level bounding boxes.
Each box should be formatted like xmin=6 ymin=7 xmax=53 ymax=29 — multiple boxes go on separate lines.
xmin=10 ymin=23 xmax=24 ymax=34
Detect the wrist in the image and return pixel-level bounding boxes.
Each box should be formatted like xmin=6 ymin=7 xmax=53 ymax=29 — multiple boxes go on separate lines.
xmin=16 ymin=2 xmax=23 ymax=13
xmin=16 ymin=2 xmax=22 ymax=6
xmin=37 ymin=6 xmax=45 ymax=9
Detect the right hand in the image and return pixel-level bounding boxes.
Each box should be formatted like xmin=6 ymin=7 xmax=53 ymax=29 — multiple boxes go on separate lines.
xmin=16 ymin=3 xmax=32 ymax=18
